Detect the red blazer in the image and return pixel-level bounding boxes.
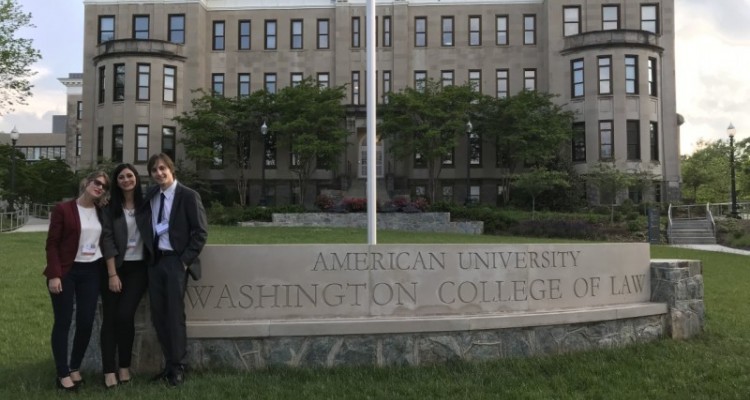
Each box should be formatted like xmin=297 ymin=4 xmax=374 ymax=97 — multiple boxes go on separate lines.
xmin=44 ymin=199 xmax=108 ymax=279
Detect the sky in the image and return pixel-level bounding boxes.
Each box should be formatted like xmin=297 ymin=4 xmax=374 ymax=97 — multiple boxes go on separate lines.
xmin=1 ymin=0 xmax=749 ymax=156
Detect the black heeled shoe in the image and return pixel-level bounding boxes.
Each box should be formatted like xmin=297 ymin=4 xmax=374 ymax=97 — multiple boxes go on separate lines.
xmin=56 ymin=377 xmax=78 ymax=392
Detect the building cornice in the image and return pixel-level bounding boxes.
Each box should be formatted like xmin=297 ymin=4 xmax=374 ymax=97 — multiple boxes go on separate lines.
xmin=83 ymin=0 xmax=543 ymax=9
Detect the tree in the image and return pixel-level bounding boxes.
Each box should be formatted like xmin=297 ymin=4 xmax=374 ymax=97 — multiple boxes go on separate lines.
xmin=513 ymin=168 xmax=570 ymax=219
xmin=272 ymin=78 xmax=348 ymax=206
xmin=585 ymin=162 xmax=635 ymax=222
xmin=0 ymin=0 xmax=41 ymax=115
xmin=680 ymin=139 xmax=732 ymax=203
xmin=379 ymin=79 xmax=480 ymax=203
xmin=25 ymin=159 xmax=77 ymax=203
xmin=175 ymin=89 xmax=272 ymax=206
xmin=473 ymin=90 xmax=574 ymax=204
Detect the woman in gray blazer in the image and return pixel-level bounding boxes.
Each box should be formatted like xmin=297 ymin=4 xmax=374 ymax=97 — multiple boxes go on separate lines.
xmin=100 ymin=164 xmax=148 ymax=388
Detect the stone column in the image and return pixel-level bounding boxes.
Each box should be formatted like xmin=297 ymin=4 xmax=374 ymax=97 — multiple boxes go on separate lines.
xmin=650 ymin=259 xmax=704 ymax=339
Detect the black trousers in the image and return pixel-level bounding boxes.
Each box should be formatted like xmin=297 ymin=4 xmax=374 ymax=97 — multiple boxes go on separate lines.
xmin=49 ymin=260 xmax=102 ymax=378
xmin=147 ymin=253 xmax=188 ymax=373
xmin=100 ymin=260 xmax=148 ymax=373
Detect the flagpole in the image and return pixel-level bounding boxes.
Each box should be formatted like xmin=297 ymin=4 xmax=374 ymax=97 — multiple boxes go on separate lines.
xmin=366 ymin=0 xmax=377 ymax=245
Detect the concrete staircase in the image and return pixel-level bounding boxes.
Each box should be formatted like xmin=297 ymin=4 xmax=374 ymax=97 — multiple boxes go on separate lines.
xmin=345 ymin=178 xmax=390 ymax=201
xmin=668 ymin=218 xmax=716 ymax=245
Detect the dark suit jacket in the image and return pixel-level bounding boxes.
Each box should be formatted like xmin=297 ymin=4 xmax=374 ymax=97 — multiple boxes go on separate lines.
xmin=44 ymin=199 xmax=115 ymax=279
xmin=101 ymin=205 xmax=145 ymax=269
xmin=142 ymin=182 xmax=208 ymax=280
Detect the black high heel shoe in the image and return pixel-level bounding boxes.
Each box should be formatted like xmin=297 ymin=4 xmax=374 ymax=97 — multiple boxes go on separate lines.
xmin=56 ymin=377 xmax=78 ymax=392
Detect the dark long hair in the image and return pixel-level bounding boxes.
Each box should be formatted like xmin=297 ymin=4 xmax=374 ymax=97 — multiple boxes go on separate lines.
xmin=109 ymin=163 xmax=144 ymax=218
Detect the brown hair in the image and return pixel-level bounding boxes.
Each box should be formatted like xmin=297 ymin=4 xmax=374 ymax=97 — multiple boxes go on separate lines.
xmin=79 ymin=170 xmax=110 ymax=206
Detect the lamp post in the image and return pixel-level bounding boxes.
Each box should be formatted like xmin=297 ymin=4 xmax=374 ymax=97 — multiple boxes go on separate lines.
xmin=9 ymin=127 xmax=19 ymax=212
xmin=465 ymin=120 xmax=473 ymax=205
xmin=260 ymin=121 xmax=268 ymax=206
xmin=728 ymin=123 xmax=739 ymax=218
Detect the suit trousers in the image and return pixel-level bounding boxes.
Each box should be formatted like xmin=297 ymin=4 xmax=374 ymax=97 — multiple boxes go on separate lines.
xmin=147 ymin=253 xmax=188 ymax=372
xmin=48 ymin=260 xmax=102 ymax=378
xmin=100 ymin=260 xmax=148 ymax=373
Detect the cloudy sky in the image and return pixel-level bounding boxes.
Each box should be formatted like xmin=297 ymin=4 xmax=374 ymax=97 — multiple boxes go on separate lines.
xmin=1 ymin=0 xmax=748 ymax=155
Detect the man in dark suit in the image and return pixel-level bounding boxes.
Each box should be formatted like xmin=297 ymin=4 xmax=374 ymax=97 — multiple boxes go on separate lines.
xmin=141 ymin=153 xmax=207 ymax=386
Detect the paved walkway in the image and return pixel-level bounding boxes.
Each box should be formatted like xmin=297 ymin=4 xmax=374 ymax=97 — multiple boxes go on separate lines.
xmin=8 ymin=217 xmax=750 ymax=256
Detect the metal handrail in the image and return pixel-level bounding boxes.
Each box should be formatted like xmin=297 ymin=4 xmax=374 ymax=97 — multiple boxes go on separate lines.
xmin=667 ymin=203 xmax=673 ymax=240
xmin=0 ymin=206 xmax=29 ymax=232
xmin=706 ymin=203 xmax=716 ymax=236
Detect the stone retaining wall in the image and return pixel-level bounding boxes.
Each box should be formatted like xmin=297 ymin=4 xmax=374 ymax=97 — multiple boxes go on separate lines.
xmin=240 ymin=212 xmax=484 ymax=235
xmin=77 ymin=259 xmax=703 ymax=372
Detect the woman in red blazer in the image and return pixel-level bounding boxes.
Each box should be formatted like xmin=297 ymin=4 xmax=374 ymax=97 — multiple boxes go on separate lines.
xmin=44 ymin=171 xmax=114 ymax=391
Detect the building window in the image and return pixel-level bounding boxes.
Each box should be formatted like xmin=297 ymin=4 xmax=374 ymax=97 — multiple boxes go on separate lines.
xmin=97 ymin=127 xmax=104 ymax=162
xmin=265 ymin=20 xmax=277 ymax=50
xmin=168 ymin=14 xmax=185 ymax=44
xmin=469 ymin=131 xmax=481 ymax=166
xmin=469 ymin=70 xmax=481 ymax=93
xmin=442 ymin=185 xmax=453 ymax=202
xmin=415 ymin=17 xmax=427 ymax=47
xmin=352 ymin=17 xmax=360 ymax=48
xmin=572 ymin=122 xmax=586 ymax=162
xmin=648 ymin=57 xmax=658 ymax=96
xmin=291 ymin=19 xmax=303 ymax=49
xmin=352 ymin=71 xmax=360 ymax=104
xmin=137 ymin=64 xmax=150 ymax=101
xmin=383 ymin=16 xmax=392 ymax=47
xmin=442 ymin=149 xmax=454 ymax=166
xmin=602 ymin=5 xmax=620 ymax=30
xmin=414 ymin=152 xmax=425 ymax=168
xmin=113 ymin=64 xmax=125 ymax=101
xmin=212 ymin=73 xmax=224 ymax=96
xmin=414 ymin=71 xmax=427 ymax=92
xmin=317 ymin=72 xmax=329 ymax=88
xmin=239 ymin=20 xmax=251 ymax=50
xmin=76 ymin=101 xmax=83 ymax=120
xmin=75 ymin=131 xmax=82 ymax=157
xmin=133 ymin=15 xmax=149 ymax=39
xmin=164 ymin=66 xmax=176 ymax=102
xmin=265 ymin=134 xmax=277 ymax=168
xmin=112 ymin=125 xmax=124 ymax=163
xmin=98 ymin=66 xmax=105 ymax=104
xmin=291 ymin=72 xmax=303 ymax=87
xmin=441 ymin=17 xmax=454 ymax=46
xmin=641 ymin=4 xmax=659 ymax=33
xmin=162 ymin=126 xmax=176 ymax=161
xmin=524 ymin=69 xmax=536 ymax=91
xmin=469 ymin=186 xmax=480 ymax=203
xmin=98 ymin=16 xmax=115 ymax=43
xmin=523 ymin=15 xmax=536 ymax=45
xmin=265 ymin=73 xmax=277 ymax=93
xmin=290 ymin=145 xmax=301 ymax=168
xmin=625 ymin=56 xmax=638 ymax=94
xmin=571 ymin=59 xmax=584 ymax=98
xmin=136 ymin=125 xmax=149 ymax=163
xmin=213 ymin=21 xmax=225 ymax=50
xmin=496 ymin=69 xmax=508 ymax=98
xmin=469 ymin=16 xmax=481 ymax=46
xmin=383 ymin=70 xmax=391 ymax=103
xmin=563 ymin=6 xmax=581 ymax=36
xmin=212 ymin=142 xmax=223 ymax=169
xmin=317 ymin=19 xmax=329 ymax=49
xmin=441 ymin=70 xmax=454 ymax=87
xmin=598 ymin=56 xmax=612 ymax=95
xmin=599 ymin=120 xmax=613 ymax=160
xmin=496 ymin=15 xmax=508 ymax=45
xmin=238 ymin=73 xmax=250 ymax=97
xmin=650 ymin=121 xmax=659 ymax=161
xmin=627 ymin=120 xmax=641 ymax=160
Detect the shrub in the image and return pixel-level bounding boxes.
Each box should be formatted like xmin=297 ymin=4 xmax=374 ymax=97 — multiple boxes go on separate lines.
xmin=315 ymin=194 xmax=334 ymax=211
xmin=342 ymin=197 xmax=367 ymax=212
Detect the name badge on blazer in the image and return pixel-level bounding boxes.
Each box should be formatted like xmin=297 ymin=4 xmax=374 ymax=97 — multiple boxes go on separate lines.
xmin=155 ymin=221 xmax=169 ymax=236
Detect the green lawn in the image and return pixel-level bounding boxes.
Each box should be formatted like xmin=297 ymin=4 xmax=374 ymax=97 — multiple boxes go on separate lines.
xmin=1 ymin=227 xmax=749 ymax=399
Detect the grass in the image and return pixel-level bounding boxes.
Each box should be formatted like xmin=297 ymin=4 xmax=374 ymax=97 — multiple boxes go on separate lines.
xmin=1 ymin=227 xmax=749 ymax=399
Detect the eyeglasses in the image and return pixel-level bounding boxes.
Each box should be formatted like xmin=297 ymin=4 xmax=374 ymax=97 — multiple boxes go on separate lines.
xmin=91 ymin=179 xmax=109 ymax=190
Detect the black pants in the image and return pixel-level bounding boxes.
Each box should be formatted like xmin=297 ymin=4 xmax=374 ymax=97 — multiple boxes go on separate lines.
xmin=100 ymin=260 xmax=148 ymax=373
xmin=148 ymin=253 xmax=188 ymax=373
xmin=49 ymin=260 xmax=102 ymax=378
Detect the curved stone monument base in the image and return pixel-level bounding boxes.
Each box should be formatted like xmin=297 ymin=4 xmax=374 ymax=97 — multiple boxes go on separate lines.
xmin=76 ymin=255 xmax=703 ymax=373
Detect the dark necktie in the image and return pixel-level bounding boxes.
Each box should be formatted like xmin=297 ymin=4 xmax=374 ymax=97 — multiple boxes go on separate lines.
xmin=157 ymin=192 xmax=166 ymax=223
xmin=154 ymin=193 xmax=166 ymax=250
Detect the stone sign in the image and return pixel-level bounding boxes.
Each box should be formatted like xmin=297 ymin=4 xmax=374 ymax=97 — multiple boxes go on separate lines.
xmin=187 ymin=243 xmax=650 ymax=324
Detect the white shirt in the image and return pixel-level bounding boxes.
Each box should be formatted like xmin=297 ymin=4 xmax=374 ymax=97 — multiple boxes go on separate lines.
xmin=75 ymin=204 xmax=103 ymax=262
xmin=151 ymin=180 xmax=177 ymax=251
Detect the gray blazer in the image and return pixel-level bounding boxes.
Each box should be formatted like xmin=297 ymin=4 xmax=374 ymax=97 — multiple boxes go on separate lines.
xmin=101 ymin=205 xmax=144 ymax=268
xmin=142 ymin=182 xmax=208 ymax=280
